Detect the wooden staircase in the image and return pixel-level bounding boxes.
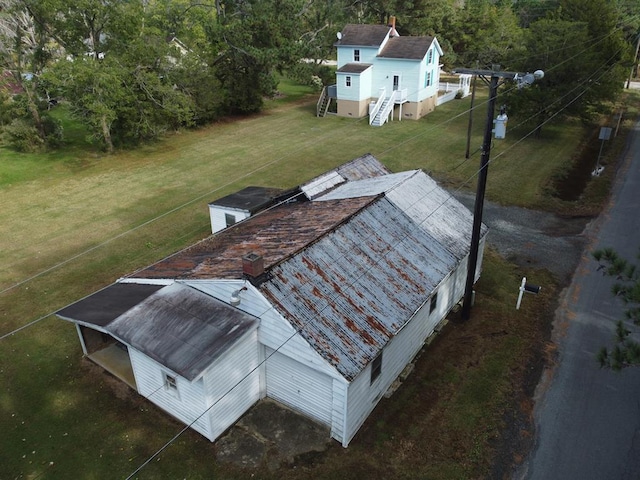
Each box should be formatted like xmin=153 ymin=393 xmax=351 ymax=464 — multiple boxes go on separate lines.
xmin=317 ymin=87 xmax=331 ymax=117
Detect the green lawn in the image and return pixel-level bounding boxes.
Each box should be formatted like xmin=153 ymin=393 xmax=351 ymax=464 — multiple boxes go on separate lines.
xmin=0 ymin=83 xmax=636 ymax=479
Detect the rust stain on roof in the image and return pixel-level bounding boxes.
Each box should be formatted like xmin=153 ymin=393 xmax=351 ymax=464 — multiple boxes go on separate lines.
xmin=132 ymin=197 xmax=375 ymax=280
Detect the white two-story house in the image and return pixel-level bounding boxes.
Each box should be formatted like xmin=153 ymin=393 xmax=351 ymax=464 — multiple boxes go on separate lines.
xmin=318 ymin=17 xmax=443 ymax=126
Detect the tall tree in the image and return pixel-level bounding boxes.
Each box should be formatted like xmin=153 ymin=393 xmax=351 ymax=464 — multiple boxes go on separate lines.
xmin=0 ymin=0 xmax=53 ymax=143
xmin=593 ymin=248 xmax=640 ymax=370
xmin=448 ymin=0 xmax=523 ymax=67
xmin=504 ymin=0 xmax=630 ymax=136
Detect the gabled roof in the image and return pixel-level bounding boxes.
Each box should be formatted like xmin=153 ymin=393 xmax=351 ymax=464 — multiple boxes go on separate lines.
xmin=60 ymin=156 xmax=482 ymax=384
xmin=58 ymin=283 xmax=258 ymax=381
xmin=317 ymin=170 xmax=485 ymax=260
xmin=378 ymin=35 xmax=437 ymax=60
xmin=335 ymin=24 xmax=391 ymax=47
xmin=261 ymin=195 xmax=458 ymax=380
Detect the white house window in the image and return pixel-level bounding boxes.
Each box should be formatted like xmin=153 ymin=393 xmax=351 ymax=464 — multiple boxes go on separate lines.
xmin=225 ymin=213 xmax=236 ymax=227
xmin=425 ymin=71 xmax=432 ymax=87
xmin=346 ymin=76 xmax=351 ymax=87
xmin=164 ymin=373 xmax=179 ymax=397
xmin=370 ymin=351 xmax=383 ymax=384
xmin=427 ymin=49 xmax=433 ymax=64
xmin=354 ymin=49 xmax=360 ymax=62
xmin=429 ymin=292 xmax=438 ymax=314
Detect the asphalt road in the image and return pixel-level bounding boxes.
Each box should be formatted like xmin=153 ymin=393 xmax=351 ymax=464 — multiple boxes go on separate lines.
xmin=515 ymin=119 xmax=640 ymax=479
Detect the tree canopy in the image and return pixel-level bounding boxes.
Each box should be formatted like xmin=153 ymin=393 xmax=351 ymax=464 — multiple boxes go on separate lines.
xmin=0 ymin=0 xmax=637 ymax=151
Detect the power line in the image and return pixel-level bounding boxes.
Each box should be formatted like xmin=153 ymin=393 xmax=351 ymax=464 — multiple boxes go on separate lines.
xmin=123 ymin=62 xmax=624 ymax=477
xmin=0 ymin=45 xmax=622 ymax=340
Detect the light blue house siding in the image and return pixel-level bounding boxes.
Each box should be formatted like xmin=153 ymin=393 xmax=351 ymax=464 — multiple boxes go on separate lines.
xmin=332 ymin=21 xmax=443 ymax=122
xmin=335 ymin=65 xmax=374 ymax=117
xmin=337 ymin=45 xmax=384 ymax=67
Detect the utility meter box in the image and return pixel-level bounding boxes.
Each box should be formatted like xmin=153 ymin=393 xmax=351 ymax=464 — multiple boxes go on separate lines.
xmin=494 ymin=113 xmax=508 ymax=139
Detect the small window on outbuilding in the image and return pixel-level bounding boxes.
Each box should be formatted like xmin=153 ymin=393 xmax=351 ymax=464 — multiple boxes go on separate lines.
xmin=370 ymin=351 xmax=383 ymax=384
xmin=164 ymin=373 xmax=179 ymax=397
xmin=429 ymin=292 xmax=438 ymax=314
xmin=354 ymin=49 xmax=360 ymax=62
xmin=225 ymin=213 xmax=236 ymax=227
xmin=346 ymin=76 xmax=351 ymax=87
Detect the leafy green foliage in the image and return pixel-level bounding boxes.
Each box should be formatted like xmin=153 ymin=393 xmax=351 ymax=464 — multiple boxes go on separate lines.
xmin=504 ymin=0 xmax=630 ymax=136
xmin=593 ymin=247 xmax=640 ymax=370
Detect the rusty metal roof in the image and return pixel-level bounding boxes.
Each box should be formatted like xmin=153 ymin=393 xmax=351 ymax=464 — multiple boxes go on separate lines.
xmin=132 ymin=197 xmax=376 ymax=280
xmin=317 ymin=170 xmax=486 ymax=260
xmin=260 ymin=196 xmax=457 ymax=380
xmin=122 ymin=163 xmax=482 ymax=382
xmin=301 ymin=153 xmax=392 ymax=199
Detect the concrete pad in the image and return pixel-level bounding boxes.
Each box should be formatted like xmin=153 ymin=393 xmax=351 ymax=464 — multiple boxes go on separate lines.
xmin=215 ymin=399 xmax=330 ymax=469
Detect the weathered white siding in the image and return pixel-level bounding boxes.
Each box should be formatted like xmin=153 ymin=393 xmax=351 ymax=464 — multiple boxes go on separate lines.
xmin=186 ymin=279 xmax=347 ymax=442
xmin=129 ymin=325 xmax=260 ymax=442
xmin=342 ymin=265 xmax=464 ymax=446
xmin=208 ymin=205 xmax=250 ymax=234
xmin=201 ymin=327 xmax=261 ymax=440
xmin=129 ymin=348 xmax=212 ymax=439
xmin=265 ymin=347 xmax=333 ymax=426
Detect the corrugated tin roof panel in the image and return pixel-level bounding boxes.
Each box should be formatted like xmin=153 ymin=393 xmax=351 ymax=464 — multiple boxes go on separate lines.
xmin=316 ymin=170 xmax=418 ymax=200
xmin=300 ymin=154 xmax=392 ymax=199
xmin=317 ymin=170 xmax=487 ymax=260
xmin=384 ymin=173 xmax=487 ymax=260
xmin=260 ymin=197 xmax=457 ymax=380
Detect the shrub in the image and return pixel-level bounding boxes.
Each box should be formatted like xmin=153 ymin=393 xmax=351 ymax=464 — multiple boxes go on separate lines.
xmin=1 ymin=119 xmax=45 ymax=152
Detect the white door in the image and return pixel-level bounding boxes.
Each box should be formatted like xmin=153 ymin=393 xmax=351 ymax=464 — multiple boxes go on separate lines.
xmin=265 ymin=348 xmax=333 ymax=426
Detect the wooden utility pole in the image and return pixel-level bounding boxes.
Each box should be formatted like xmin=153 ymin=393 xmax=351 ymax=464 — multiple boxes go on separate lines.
xmin=453 ymin=67 xmax=544 ymax=320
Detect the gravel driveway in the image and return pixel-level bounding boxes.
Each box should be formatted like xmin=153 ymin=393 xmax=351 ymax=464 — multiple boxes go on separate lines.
xmin=452 ymin=191 xmax=590 ymax=283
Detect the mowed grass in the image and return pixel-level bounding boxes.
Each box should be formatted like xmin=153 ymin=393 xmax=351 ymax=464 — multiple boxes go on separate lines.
xmin=0 ymin=82 xmax=636 ymax=479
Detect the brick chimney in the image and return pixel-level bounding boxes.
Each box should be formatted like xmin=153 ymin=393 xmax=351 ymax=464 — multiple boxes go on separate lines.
xmin=388 ymin=16 xmax=398 ymax=36
xmin=242 ymin=252 xmax=264 ymax=279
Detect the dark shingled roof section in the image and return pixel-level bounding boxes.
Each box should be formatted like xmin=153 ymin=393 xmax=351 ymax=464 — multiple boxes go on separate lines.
xmin=208 ymin=186 xmax=285 ymax=213
xmin=378 ymin=36 xmax=435 ymax=60
xmin=335 ymin=24 xmax=390 ymax=47
xmin=56 ymin=283 xmax=164 ymax=327
xmin=132 ymin=197 xmax=377 ymax=280
xmin=108 ymin=283 xmax=258 ymax=380
xmin=337 ymin=63 xmax=372 ymax=74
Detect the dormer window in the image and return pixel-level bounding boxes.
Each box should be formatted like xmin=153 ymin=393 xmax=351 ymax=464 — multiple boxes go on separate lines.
xmin=354 ymin=49 xmax=360 ymax=62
